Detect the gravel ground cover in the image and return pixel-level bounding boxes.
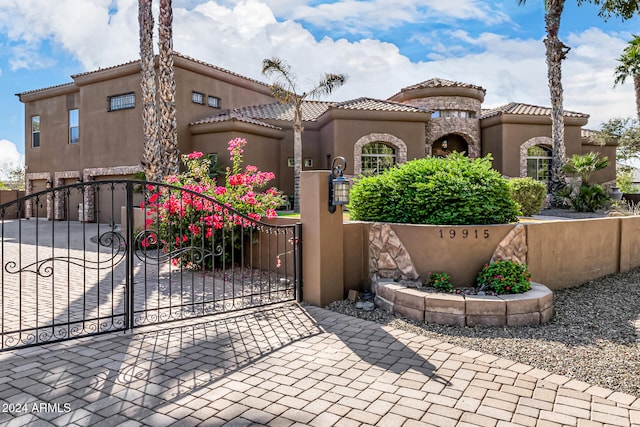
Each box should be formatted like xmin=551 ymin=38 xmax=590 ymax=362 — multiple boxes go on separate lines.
xmin=328 ymin=268 xmax=640 ymax=397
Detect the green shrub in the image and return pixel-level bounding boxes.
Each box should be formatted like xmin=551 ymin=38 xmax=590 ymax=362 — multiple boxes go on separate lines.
xmin=426 ymin=272 xmax=453 ymax=292
xmin=507 ymin=178 xmax=547 ymax=216
xmin=562 ymin=184 xmax=610 ymax=212
xmin=476 ymin=260 xmax=532 ymax=294
xmin=348 ymin=153 xmax=521 ymax=225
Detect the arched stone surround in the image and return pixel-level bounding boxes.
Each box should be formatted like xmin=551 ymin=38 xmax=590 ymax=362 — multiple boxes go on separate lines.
xmin=520 ymin=136 xmax=552 ymax=178
xmin=353 ymin=133 xmax=408 ymax=176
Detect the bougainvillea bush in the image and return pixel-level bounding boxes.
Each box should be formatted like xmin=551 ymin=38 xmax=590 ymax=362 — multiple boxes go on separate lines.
xmin=141 ymin=138 xmax=284 ymax=269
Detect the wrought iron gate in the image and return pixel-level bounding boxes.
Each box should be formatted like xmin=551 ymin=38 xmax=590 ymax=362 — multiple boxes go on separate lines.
xmin=0 ymin=180 xmax=301 ymax=350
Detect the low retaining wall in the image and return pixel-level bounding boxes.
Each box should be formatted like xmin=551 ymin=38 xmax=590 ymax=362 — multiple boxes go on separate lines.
xmin=375 ymin=281 xmax=553 ymax=327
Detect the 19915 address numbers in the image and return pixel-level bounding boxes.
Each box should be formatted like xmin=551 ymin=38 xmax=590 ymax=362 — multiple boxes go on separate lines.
xmin=439 ymin=229 xmax=489 ymax=239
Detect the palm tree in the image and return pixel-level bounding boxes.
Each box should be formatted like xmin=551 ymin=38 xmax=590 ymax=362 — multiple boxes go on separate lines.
xmin=614 ymin=35 xmax=640 ymax=122
xmin=138 ymin=0 xmax=162 ymax=182
xmin=562 ymin=152 xmax=609 ymax=185
xmin=262 ymin=58 xmax=347 ymax=212
xmin=158 ymin=0 xmax=179 ymax=177
xmin=518 ymin=0 xmax=570 ymax=204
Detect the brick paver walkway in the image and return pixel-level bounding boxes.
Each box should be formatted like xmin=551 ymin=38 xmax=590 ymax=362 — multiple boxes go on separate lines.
xmin=0 ymin=303 xmax=637 ymax=426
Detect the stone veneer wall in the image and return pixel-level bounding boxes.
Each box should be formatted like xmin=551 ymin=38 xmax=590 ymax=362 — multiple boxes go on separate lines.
xmin=81 ymin=165 xmax=143 ymax=222
xmin=53 ymin=170 xmax=82 ymax=220
xmin=25 ymin=172 xmax=53 ymax=219
xmin=402 ymin=96 xmax=481 ymax=158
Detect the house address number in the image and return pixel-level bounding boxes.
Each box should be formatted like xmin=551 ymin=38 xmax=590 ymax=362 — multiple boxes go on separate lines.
xmin=439 ymin=229 xmax=489 ymax=239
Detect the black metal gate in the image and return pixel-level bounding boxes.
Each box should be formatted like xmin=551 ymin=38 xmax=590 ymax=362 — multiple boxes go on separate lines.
xmin=0 ymin=180 xmax=301 ymax=350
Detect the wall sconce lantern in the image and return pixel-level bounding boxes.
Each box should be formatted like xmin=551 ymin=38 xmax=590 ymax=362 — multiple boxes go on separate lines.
xmin=46 ymin=179 xmax=53 ymax=189
xmin=328 ymin=156 xmax=350 ymax=213
xmin=441 ymin=139 xmax=448 ymax=150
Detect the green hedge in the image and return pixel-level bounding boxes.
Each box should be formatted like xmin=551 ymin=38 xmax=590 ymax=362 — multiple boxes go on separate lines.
xmin=507 ymin=177 xmax=547 ymax=217
xmin=348 ymin=153 xmax=521 ymax=225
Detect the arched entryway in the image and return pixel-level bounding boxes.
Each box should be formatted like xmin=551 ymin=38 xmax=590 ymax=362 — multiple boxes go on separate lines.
xmin=432 ymin=134 xmax=469 ymax=157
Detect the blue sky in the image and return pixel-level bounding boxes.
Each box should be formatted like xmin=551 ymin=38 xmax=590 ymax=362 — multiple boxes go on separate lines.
xmin=0 ymin=0 xmax=639 ymax=173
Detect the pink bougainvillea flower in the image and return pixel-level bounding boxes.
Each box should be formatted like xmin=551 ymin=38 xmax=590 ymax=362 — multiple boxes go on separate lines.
xmin=187 ymin=151 xmax=204 ymax=159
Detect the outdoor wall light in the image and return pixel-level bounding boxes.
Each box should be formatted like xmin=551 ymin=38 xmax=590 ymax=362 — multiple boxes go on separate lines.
xmin=442 ymin=139 xmax=448 ymax=150
xmin=46 ymin=179 xmax=53 ymax=189
xmin=328 ymin=156 xmax=350 ymax=213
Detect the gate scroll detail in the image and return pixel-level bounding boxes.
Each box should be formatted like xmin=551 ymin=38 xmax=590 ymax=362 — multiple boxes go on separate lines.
xmin=0 ymin=180 xmax=301 ymax=351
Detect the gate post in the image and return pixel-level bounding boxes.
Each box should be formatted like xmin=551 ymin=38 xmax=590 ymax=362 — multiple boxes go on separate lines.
xmin=300 ymin=171 xmax=344 ymax=307
xmin=124 ymin=181 xmax=135 ymax=330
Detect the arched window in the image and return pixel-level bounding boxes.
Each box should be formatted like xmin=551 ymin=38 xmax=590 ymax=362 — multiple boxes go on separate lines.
xmin=527 ymin=146 xmax=552 ymax=182
xmin=361 ymin=142 xmax=396 ymax=176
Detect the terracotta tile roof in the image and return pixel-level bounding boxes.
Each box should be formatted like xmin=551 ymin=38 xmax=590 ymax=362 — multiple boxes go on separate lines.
xmin=334 ymin=97 xmax=427 ymax=113
xmin=400 ymin=78 xmax=486 ymax=93
xmin=581 ymin=128 xmax=598 ymax=138
xmin=480 ymin=102 xmax=589 ymax=119
xmin=16 ymin=82 xmax=75 ymax=97
xmin=192 ymin=97 xmax=427 ymax=128
xmin=190 ymin=110 xmax=282 ymax=130
xmin=70 ymin=52 xmax=270 ymax=87
xmin=20 ymin=52 xmax=270 ymax=97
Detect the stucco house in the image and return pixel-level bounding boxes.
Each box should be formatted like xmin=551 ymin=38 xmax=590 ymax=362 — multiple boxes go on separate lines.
xmin=17 ymin=53 xmax=616 ymax=221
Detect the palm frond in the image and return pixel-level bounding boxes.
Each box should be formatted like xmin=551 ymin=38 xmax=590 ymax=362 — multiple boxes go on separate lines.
xmin=306 ymin=73 xmax=348 ymax=100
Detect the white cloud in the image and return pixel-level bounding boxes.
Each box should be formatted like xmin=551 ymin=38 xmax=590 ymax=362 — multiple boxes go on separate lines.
xmin=0 ymin=0 xmax=635 ymax=130
xmin=0 ymin=139 xmax=24 ymax=180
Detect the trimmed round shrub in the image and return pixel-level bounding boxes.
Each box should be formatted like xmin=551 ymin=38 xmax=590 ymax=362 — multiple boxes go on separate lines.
xmin=507 ymin=177 xmax=547 ymax=217
xmin=348 ymin=153 xmax=521 ymax=225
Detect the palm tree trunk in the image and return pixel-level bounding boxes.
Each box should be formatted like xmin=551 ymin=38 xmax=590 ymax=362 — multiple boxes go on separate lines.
xmin=634 ymin=74 xmax=640 ymax=123
xmin=293 ymin=106 xmax=303 ymax=212
xmin=138 ymin=0 xmax=161 ymax=182
xmin=544 ymin=0 xmax=569 ymax=205
xmin=158 ymin=0 xmax=179 ymax=177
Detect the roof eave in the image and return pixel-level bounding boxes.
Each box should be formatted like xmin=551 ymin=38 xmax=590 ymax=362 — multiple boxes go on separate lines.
xmin=481 ymin=113 xmax=588 ymax=127
xmin=16 ymin=83 xmax=78 ymax=102
xmin=317 ymin=107 xmax=431 ymax=126
xmin=190 ymin=119 xmax=284 ymax=139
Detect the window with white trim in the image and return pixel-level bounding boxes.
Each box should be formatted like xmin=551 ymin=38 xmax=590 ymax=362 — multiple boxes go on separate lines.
xmin=527 ymin=146 xmax=552 ymax=182
xmin=207 ymin=96 xmax=220 ymax=108
xmin=192 ymin=91 xmax=205 ymax=104
xmin=361 ymin=142 xmax=396 ymax=176
xmin=31 ymin=116 xmax=40 ymax=148
xmin=69 ymin=109 xmax=79 ymax=144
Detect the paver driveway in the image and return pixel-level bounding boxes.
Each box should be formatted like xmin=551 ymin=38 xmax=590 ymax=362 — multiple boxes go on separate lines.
xmin=0 ymin=303 xmax=638 ymax=426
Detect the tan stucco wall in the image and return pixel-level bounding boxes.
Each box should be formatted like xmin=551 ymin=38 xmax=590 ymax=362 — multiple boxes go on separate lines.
xmin=343 ymin=221 xmax=370 ymax=294
xmin=23 ymin=58 xmax=276 ymax=178
xmin=362 ymin=223 xmax=514 ymax=287
xmin=300 ymin=171 xmax=344 ymax=307
xmin=480 ymin=116 xmax=602 ymax=180
xmin=620 ymin=216 xmax=640 ymax=272
xmin=328 ymin=118 xmax=428 ymax=171
xmin=0 ymin=191 xmax=26 ymax=219
xmin=340 ymin=217 xmax=640 ymax=294
xmin=525 ymin=218 xmax=620 ymax=289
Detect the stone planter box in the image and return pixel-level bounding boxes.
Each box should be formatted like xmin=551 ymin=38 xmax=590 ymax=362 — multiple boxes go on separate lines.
xmin=374 ymin=281 xmax=553 ymax=327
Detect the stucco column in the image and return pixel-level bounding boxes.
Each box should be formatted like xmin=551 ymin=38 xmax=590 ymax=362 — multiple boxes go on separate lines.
xmin=300 ymin=171 xmax=345 ymax=307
